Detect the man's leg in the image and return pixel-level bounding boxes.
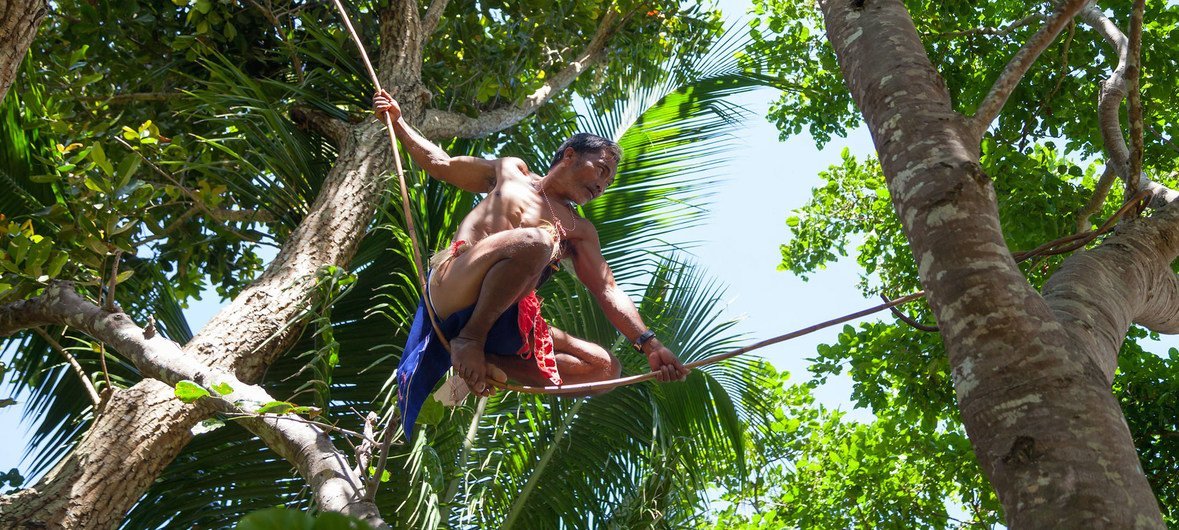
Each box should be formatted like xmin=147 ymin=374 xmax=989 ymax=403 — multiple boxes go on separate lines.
xmin=490 ymin=326 xmax=622 ymax=397
xmin=430 ymin=227 xmax=556 ymax=395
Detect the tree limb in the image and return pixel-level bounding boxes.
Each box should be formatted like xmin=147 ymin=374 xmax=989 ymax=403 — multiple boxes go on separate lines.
xmin=418 ymin=7 xmax=624 ymax=139
xmin=968 ymin=0 xmax=1088 ymax=140
xmin=1075 ymin=165 xmax=1117 ymax=233
xmin=291 ymin=105 xmax=351 ymax=148
xmin=925 ymin=14 xmax=1045 ymax=39
xmin=420 ymin=0 xmax=449 ymax=45
xmin=1044 ymin=202 xmax=1179 ymax=381
xmin=1080 ymin=4 xmax=1179 ymax=207
xmin=0 ymin=282 xmax=388 ymax=528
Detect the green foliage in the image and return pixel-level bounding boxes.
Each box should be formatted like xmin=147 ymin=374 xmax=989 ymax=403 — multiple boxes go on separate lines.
xmin=235 ymin=508 xmax=369 ymax=530
xmin=748 ymin=0 xmax=1179 ymax=526
xmin=0 ymin=468 xmax=23 ymax=493
xmin=174 ymin=380 xmax=211 ymax=403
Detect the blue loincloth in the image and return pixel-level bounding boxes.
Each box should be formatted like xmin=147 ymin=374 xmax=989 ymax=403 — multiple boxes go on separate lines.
xmin=396 ymin=297 xmax=526 ymax=440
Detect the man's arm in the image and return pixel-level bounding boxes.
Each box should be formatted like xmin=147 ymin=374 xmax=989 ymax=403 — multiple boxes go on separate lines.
xmin=374 ymin=90 xmax=496 ymax=193
xmin=570 ymin=227 xmax=689 ymax=382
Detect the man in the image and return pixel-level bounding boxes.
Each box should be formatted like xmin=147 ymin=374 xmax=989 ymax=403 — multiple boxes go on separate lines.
xmin=374 ymin=91 xmax=688 ymax=435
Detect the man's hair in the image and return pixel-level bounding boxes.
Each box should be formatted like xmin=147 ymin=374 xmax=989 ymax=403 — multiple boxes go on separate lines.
xmin=547 ymin=133 xmax=623 ymax=171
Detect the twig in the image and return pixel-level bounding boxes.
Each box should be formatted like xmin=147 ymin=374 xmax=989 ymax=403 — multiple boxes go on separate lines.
xmin=221 ymin=411 xmax=378 ymax=445
xmin=365 ymin=410 xmax=397 ymax=503
xmin=443 ymin=396 xmax=488 ymax=505
xmin=97 ymin=343 xmax=113 ymax=395
xmin=927 ymin=14 xmax=1044 ymax=39
xmin=1075 ymin=165 xmax=1117 ymax=233
xmin=104 ymin=249 xmax=122 ymax=312
xmin=113 ymin=137 xmax=263 ymax=241
xmin=246 ymin=0 xmax=306 ymax=83
xmin=969 ymin=0 xmax=1089 ymax=139
xmin=33 ymin=327 xmax=101 ymax=406
xmin=78 ymin=92 xmax=181 ymax=104
xmin=880 ymin=294 xmax=938 ymax=332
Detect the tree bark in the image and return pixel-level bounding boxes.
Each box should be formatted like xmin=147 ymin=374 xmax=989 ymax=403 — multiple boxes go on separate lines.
xmin=0 ymin=0 xmax=47 ymax=103
xmin=817 ymin=0 xmax=1166 ymax=527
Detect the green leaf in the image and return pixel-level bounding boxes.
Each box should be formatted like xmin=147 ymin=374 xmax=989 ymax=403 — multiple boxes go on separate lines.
xmin=211 ymin=382 xmax=233 ymax=396
xmin=255 ymin=401 xmax=295 ymax=415
xmin=174 ymin=380 xmax=210 ymax=403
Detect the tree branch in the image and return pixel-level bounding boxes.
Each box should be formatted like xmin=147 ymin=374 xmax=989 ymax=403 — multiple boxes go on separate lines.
xmin=968 ymin=0 xmax=1089 ymax=140
xmin=420 ymin=0 xmax=449 ymax=45
xmin=291 ymin=105 xmax=351 ymax=148
xmin=1044 ymin=202 xmax=1179 ymax=381
xmin=77 ymin=92 xmax=182 ymax=104
xmin=1081 ymin=4 xmax=1179 ymax=207
xmin=1074 ymin=165 xmax=1117 ymax=233
xmin=0 ymin=282 xmax=388 ymax=528
xmin=418 ymin=7 xmax=624 ymax=139
xmin=925 ymin=14 xmax=1045 ymax=39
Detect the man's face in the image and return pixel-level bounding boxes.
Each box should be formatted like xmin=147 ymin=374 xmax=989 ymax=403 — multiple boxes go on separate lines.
xmin=566 ymin=148 xmax=618 ymax=205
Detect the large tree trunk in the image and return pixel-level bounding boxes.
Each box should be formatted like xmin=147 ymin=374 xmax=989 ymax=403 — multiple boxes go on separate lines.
xmin=0 ymin=0 xmax=46 ymax=102
xmin=817 ymin=0 xmax=1166 ymax=526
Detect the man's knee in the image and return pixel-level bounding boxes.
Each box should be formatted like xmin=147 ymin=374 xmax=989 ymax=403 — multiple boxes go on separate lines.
xmin=503 ymin=227 xmax=557 ymax=264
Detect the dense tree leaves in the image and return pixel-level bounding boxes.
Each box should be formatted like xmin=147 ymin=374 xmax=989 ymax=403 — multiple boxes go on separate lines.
xmin=741 ymin=0 xmax=1179 ymax=526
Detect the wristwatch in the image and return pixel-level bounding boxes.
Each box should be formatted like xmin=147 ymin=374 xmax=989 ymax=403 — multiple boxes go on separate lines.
xmin=632 ymin=330 xmax=657 ymax=352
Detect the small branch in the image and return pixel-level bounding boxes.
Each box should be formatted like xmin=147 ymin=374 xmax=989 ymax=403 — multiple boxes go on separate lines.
xmin=420 ymin=0 xmax=450 ymax=45
xmin=365 ymin=409 xmax=397 ymax=503
xmin=1127 ymin=0 xmax=1146 ymax=197
xmin=418 ymin=6 xmax=627 ymax=138
xmin=78 ymin=92 xmax=182 ymax=104
xmin=245 ymin=0 xmax=306 ymax=83
xmin=880 ymin=294 xmax=938 ymax=332
xmin=114 ymin=137 xmax=273 ymax=234
xmin=1075 ymin=165 xmax=1118 ymax=233
xmin=32 ymin=327 xmax=101 ymax=407
xmin=291 ymin=105 xmax=350 ymax=148
xmin=104 ymin=249 xmax=122 ymax=312
xmin=926 ymin=14 xmax=1045 ymax=39
xmin=1080 ymin=5 xmax=1179 ymax=208
xmin=969 ymin=0 xmax=1089 ymax=139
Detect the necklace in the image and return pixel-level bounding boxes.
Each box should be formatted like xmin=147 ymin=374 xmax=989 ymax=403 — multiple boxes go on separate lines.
xmin=537 ymin=181 xmax=576 ymax=236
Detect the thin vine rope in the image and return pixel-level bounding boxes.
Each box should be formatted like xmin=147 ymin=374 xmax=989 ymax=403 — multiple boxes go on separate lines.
xmin=329 ymin=0 xmax=452 ymax=355
xmin=329 ymin=3 xmax=1150 ymax=397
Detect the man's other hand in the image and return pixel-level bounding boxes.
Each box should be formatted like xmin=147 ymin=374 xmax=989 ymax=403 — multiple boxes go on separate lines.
xmin=644 ymin=339 xmax=689 ymax=382
xmin=373 ymin=89 xmax=401 ymax=121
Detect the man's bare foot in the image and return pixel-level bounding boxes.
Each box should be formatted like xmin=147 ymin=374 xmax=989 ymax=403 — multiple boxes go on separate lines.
xmin=451 ymin=336 xmax=490 ymax=396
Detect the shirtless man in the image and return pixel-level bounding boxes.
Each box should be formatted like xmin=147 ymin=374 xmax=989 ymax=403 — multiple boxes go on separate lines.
xmin=375 ymin=91 xmax=688 ymax=432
